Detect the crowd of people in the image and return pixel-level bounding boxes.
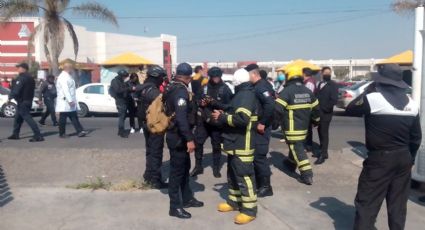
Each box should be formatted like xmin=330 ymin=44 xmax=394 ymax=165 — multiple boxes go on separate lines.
xmin=2 ymin=60 xmax=421 ymax=228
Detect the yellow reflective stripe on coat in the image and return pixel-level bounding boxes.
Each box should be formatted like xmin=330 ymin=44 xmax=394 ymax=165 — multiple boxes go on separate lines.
xmin=235 ymin=107 xmax=252 ymax=117
xmin=227 ymin=115 xmax=235 ymax=127
xmin=289 ymin=110 xmax=294 ymax=131
xmin=242 ymin=202 xmax=257 ymax=209
xmin=311 ymin=99 xmax=319 ymax=107
xmin=245 ymin=121 xmax=252 ymax=152
xmin=287 ymin=104 xmax=312 ymax=110
xmin=239 ymin=156 xmax=254 ymax=162
xmin=276 ymin=98 xmax=288 ymax=108
xmin=250 ymin=116 xmax=258 ymax=122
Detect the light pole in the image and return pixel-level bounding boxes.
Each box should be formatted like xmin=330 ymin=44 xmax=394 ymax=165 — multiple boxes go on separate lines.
xmin=412 ymin=29 xmax=425 ymax=183
xmin=412 ymin=2 xmax=425 ymax=106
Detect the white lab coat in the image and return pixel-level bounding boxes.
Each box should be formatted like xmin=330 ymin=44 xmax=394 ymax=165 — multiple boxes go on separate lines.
xmin=55 ymin=71 xmax=78 ymax=112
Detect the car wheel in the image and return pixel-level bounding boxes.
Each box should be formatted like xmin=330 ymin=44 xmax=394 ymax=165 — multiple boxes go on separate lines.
xmin=77 ymin=103 xmax=89 ymax=117
xmin=2 ymin=103 xmax=17 ymax=118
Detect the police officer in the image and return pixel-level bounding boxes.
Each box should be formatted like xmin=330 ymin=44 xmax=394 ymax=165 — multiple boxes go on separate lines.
xmin=110 ymin=70 xmax=135 ymax=138
xmin=136 ymin=65 xmax=167 ymax=189
xmin=276 ymin=66 xmax=320 ymax=185
xmin=346 ymin=64 xmax=421 ymax=230
xmin=165 ymin=63 xmax=203 ymax=219
xmin=246 ymin=64 xmax=275 ymax=197
xmin=212 ymin=68 xmax=258 ymax=225
xmin=190 ymin=67 xmax=233 ymax=178
xmin=8 ymin=62 xmax=44 ymax=142
xmin=38 ymin=74 xmax=58 ymax=126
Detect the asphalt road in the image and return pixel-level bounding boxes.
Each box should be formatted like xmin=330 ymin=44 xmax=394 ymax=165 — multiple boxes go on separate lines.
xmin=0 ymin=112 xmax=365 ymax=151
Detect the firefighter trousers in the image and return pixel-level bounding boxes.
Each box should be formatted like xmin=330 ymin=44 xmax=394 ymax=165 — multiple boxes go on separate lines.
xmin=288 ymin=141 xmax=313 ymax=175
xmin=226 ymin=154 xmax=257 ymax=217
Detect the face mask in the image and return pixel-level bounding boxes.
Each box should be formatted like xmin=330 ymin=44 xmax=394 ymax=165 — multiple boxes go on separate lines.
xmin=323 ymin=75 xmax=331 ymax=81
xmin=278 ymin=74 xmax=286 ymax=82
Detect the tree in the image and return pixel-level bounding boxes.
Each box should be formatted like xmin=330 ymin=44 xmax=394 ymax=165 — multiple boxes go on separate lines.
xmin=392 ymin=0 xmax=423 ymax=14
xmin=0 ymin=0 xmax=118 ymax=76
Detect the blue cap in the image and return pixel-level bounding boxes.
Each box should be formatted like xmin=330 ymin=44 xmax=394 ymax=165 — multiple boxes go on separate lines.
xmin=176 ymin=63 xmax=193 ymax=76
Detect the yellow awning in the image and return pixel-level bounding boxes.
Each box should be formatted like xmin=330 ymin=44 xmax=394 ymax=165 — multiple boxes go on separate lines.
xmin=102 ymin=52 xmax=154 ymax=66
xmin=378 ymin=50 xmax=413 ymax=65
xmin=277 ymin=59 xmax=321 ymax=72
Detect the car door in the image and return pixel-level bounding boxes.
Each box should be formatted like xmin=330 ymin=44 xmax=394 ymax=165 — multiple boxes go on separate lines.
xmin=82 ymin=85 xmax=106 ymax=112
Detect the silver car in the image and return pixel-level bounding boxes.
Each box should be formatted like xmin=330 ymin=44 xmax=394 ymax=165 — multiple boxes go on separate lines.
xmin=337 ymin=81 xmax=372 ymax=109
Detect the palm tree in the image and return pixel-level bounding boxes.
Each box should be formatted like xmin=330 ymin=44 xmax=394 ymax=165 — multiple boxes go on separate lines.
xmin=0 ymin=0 xmax=118 ymax=75
xmin=392 ymin=0 xmax=424 ymax=14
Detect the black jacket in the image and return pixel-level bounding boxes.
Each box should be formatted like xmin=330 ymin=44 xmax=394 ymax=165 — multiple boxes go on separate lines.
xmin=110 ymin=76 xmax=131 ymax=103
xmin=218 ymin=82 xmax=258 ymax=157
xmin=9 ymin=72 xmax=35 ymax=103
xmin=39 ymin=80 xmax=57 ymax=101
xmin=254 ymin=78 xmax=275 ymax=127
xmin=164 ymin=81 xmax=195 ymax=149
xmin=276 ymin=78 xmax=320 ymax=143
xmin=316 ymin=80 xmax=338 ymax=114
xmin=346 ymin=83 xmax=422 ymax=162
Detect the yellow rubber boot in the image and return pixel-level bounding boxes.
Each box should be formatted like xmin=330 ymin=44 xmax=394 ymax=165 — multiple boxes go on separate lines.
xmin=217 ymin=203 xmax=236 ymax=212
xmin=234 ymin=213 xmax=256 ymax=225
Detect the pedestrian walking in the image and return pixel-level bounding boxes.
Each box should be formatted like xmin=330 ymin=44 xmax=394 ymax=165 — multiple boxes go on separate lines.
xmin=38 ymin=74 xmax=58 ymax=126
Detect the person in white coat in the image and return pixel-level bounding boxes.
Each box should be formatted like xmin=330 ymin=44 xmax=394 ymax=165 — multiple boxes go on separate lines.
xmin=55 ymin=61 xmax=87 ymax=138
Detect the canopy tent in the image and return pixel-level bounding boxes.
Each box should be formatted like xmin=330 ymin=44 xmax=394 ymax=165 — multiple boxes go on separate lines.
xmin=378 ymin=50 xmax=413 ymax=66
xmin=101 ymin=52 xmax=154 ymax=66
xmin=277 ymin=59 xmax=321 ymax=72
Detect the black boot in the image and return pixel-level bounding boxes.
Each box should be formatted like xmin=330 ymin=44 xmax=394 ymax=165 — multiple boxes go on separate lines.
xmin=212 ymin=157 xmax=221 ymax=178
xmin=169 ymin=208 xmax=191 ymax=219
xmin=257 ymin=177 xmax=273 ymax=198
xmin=314 ymin=155 xmax=328 ymax=165
xmin=190 ymin=162 xmax=203 ymax=177
xmin=299 ymin=171 xmax=313 ymax=185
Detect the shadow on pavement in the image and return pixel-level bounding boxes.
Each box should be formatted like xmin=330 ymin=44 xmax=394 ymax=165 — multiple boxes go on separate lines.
xmin=269 ymin=151 xmax=299 ymax=180
xmin=0 ymin=164 xmax=14 ymax=207
xmin=310 ymin=197 xmax=355 ymax=230
xmin=347 ymin=141 xmax=368 ymax=159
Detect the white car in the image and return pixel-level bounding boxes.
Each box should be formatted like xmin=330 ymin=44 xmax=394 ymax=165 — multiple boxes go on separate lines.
xmin=76 ymin=83 xmax=117 ymax=117
xmin=0 ymin=86 xmax=44 ymax=118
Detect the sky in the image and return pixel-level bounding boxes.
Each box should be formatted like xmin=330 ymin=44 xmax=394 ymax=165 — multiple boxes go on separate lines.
xmin=66 ymin=0 xmax=414 ymax=62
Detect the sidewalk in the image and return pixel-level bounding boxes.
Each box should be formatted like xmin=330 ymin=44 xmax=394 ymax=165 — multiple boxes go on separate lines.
xmin=1 ymin=147 xmax=424 ymax=230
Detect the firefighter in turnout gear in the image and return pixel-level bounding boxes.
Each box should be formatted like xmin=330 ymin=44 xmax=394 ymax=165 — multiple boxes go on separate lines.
xmin=165 ymin=63 xmax=204 ymax=219
xmin=212 ymin=68 xmax=258 ymax=225
xmin=190 ymin=67 xmax=233 ymax=178
xmin=276 ymin=66 xmax=320 ymax=185
xmin=135 ymin=65 xmax=168 ymax=189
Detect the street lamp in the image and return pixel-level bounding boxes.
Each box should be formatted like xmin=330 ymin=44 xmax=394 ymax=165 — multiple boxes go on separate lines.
xmin=412 ymin=29 xmax=425 ymax=183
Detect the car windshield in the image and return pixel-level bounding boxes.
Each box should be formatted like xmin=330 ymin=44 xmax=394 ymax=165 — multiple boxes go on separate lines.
xmin=0 ymin=86 xmax=11 ymax=95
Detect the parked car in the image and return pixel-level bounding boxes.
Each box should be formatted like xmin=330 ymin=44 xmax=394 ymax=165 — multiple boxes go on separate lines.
xmin=76 ymin=83 xmax=117 ymax=117
xmin=0 ymin=86 xmax=44 ymax=118
xmin=337 ymin=81 xmax=412 ymax=110
xmin=337 ymin=81 xmax=372 ymax=109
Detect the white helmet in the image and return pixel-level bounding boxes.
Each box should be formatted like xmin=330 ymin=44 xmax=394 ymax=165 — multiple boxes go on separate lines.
xmin=233 ymin=68 xmax=250 ymax=87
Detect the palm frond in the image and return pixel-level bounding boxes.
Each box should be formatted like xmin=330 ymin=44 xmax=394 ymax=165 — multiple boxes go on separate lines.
xmin=0 ymin=0 xmax=40 ymax=22
xmin=58 ymin=0 xmax=71 ymax=13
xmin=392 ymin=0 xmax=422 ymax=15
xmin=62 ymin=17 xmax=79 ymax=60
xmin=70 ymin=2 xmax=118 ymax=27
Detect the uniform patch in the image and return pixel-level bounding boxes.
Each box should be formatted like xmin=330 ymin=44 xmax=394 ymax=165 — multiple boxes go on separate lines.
xmin=263 ymin=91 xmax=271 ymax=97
xmin=177 ymin=98 xmax=187 ymax=106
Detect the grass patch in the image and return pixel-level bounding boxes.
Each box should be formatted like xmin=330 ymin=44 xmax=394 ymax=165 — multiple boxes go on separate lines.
xmin=66 ymin=177 xmax=111 ymax=191
xmin=67 ymin=178 xmax=154 ymax=191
